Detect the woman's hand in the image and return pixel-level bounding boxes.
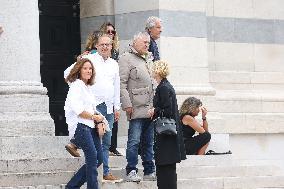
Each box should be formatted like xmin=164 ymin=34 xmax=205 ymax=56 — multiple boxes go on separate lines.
xmin=201 ymin=106 xmax=207 ymax=119
xmin=97 ymin=122 xmax=106 ymax=137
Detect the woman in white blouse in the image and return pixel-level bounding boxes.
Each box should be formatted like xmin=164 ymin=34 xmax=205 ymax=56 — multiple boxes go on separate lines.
xmin=64 ymin=56 xmax=105 ymax=189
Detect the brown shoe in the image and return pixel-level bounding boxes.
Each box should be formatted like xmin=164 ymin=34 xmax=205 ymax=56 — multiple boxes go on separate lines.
xmin=65 ymin=143 xmax=81 ymax=157
xmin=103 ymin=173 xmax=123 ymax=182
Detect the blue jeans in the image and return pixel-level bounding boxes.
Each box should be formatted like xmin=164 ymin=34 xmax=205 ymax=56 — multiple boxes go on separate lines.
xmin=126 ymin=118 xmax=155 ymax=175
xmin=66 ymin=123 xmax=102 ymax=189
xmin=96 ymin=102 xmax=114 ymax=176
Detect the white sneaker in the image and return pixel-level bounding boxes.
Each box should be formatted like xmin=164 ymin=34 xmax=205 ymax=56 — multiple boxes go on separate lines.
xmin=126 ymin=170 xmax=141 ymax=182
xmin=143 ymin=172 xmax=156 ymax=181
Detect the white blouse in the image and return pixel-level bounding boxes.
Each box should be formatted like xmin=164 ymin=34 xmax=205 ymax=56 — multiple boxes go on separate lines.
xmin=64 ymin=79 xmax=97 ymax=139
xmin=64 ymin=52 xmax=121 ymax=114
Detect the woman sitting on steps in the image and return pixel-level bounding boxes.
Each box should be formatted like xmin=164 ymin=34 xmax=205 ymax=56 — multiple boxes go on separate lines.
xmin=180 ymin=97 xmax=211 ymax=155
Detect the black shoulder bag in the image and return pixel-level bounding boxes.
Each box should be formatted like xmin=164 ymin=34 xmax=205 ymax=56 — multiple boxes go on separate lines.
xmin=153 ymin=110 xmax=177 ymax=135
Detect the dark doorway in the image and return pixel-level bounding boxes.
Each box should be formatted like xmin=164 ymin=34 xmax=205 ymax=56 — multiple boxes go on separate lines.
xmin=39 ymin=0 xmax=81 ymax=135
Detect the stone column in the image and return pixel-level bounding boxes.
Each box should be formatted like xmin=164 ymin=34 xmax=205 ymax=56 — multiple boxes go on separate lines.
xmin=0 ymin=0 xmax=72 ymax=162
xmin=157 ymin=0 xmax=216 ymax=101
xmin=0 ymin=0 xmax=54 ymax=138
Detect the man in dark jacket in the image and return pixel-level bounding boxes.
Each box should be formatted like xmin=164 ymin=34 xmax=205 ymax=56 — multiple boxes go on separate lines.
xmin=145 ymin=16 xmax=162 ymax=61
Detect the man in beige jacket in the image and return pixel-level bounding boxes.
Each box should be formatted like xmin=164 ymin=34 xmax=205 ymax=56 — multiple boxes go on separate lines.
xmin=119 ymin=31 xmax=156 ymax=182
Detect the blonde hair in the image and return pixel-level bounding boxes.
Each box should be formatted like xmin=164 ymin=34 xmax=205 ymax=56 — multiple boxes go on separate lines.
xmin=66 ymin=56 xmax=95 ymax=85
xmin=85 ymin=30 xmax=101 ymax=51
xmin=153 ymin=60 xmax=170 ymax=78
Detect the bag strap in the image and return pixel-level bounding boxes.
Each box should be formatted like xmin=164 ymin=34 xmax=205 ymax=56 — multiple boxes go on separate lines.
xmin=160 ymin=109 xmax=164 ymax=118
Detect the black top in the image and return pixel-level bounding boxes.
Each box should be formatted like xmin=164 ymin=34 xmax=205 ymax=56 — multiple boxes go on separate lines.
xmin=111 ymin=49 xmax=119 ymax=61
xmin=153 ymin=78 xmax=186 ymax=165
xmin=180 ymin=114 xmax=196 ymax=138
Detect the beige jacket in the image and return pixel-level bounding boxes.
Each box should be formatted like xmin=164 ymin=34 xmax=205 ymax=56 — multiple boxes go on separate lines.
xmin=119 ymin=47 xmax=156 ymax=120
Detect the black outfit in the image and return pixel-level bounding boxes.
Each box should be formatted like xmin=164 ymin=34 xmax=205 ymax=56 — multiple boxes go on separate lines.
xmin=181 ymin=114 xmax=211 ymax=155
xmin=153 ymin=78 xmax=186 ymax=189
xmin=149 ymin=37 xmax=160 ymax=61
xmin=109 ymin=49 xmax=120 ymax=154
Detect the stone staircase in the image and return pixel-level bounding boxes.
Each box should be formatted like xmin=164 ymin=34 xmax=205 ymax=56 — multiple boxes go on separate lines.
xmin=1 ymin=151 xmax=284 ymax=189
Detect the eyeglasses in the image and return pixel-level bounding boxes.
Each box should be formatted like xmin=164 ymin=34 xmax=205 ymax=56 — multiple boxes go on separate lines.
xmin=107 ymin=30 xmax=116 ymax=35
xmin=98 ymin=43 xmax=112 ymax=47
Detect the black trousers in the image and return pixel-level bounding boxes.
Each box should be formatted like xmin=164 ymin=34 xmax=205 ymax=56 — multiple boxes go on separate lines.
xmin=109 ymin=121 xmax=118 ymax=151
xmin=156 ymin=163 xmax=177 ymax=189
xmin=184 ymin=131 xmax=211 ymax=155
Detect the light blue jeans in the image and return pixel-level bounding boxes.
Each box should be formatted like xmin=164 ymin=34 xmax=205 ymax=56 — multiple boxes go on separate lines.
xmin=96 ymin=102 xmax=114 ymax=176
xmin=126 ymin=118 xmax=155 ymax=175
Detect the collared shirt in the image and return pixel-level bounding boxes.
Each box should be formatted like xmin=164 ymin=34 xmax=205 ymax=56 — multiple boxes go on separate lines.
xmin=149 ymin=37 xmax=160 ymax=61
xmin=64 ymin=79 xmax=97 ymax=139
xmin=64 ymin=52 xmax=121 ymax=114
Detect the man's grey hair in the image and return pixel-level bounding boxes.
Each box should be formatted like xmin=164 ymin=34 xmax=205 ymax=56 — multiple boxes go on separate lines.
xmin=145 ymin=16 xmax=161 ymax=31
xmin=132 ymin=31 xmax=150 ymax=44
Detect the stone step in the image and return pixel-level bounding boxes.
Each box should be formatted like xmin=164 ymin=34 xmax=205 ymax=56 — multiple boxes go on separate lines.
xmin=212 ymin=82 xmax=284 ymax=91
xmin=210 ymin=71 xmax=284 ymax=91
xmin=109 ymin=164 xmax=278 ymax=179
xmin=103 ymin=175 xmax=284 ymax=189
xmin=210 ymin=71 xmax=284 ymax=85
xmin=215 ymin=113 xmax=284 ymax=133
xmin=0 ymin=136 xmax=70 ymax=159
xmin=216 ymin=90 xmax=284 ymax=113
xmin=1 ymin=155 xmax=234 ymax=173
xmin=224 ymin=176 xmax=284 ymax=189
xmin=1 ymin=175 xmax=284 ymax=189
xmin=1 ymin=170 xmax=283 ymax=188
xmin=109 ymin=154 xmax=234 ymax=168
xmin=0 ymin=113 xmax=54 ymax=137
xmin=0 ymin=94 xmax=49 ymax=113
xmin=0 ymin=171 xmax=73 ymax=187
xmin=0 ymin=158 xmax=84 ymax=173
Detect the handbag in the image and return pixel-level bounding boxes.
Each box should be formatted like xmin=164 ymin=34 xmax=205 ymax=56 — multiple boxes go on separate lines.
xmin=153 ymin=113 xmax=177 ymax=136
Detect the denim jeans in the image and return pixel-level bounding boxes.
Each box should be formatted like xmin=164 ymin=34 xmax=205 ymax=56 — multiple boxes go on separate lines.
xmin=126 ymin=118 xmax=155 ymax=175
xmin=66 ymin=123 xmax=102 ymax=189
xmin=96 ymin=102 xmax=114 ymax=176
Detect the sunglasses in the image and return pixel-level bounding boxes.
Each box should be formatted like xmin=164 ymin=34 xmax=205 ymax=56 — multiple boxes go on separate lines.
xmin=107 ymin=30 xmax=116 ymax=35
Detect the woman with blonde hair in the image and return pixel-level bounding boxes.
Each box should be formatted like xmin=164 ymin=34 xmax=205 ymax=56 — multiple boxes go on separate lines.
xmin=64 ymin=56 xmax=106 ymax=189
xmin=99 ymin=22 xmax=119 ymax=60
xmin=85 ymin=30 xmax=101 ymax=54
xmin=148 ymin=60 xmax=186 ymax=189
xmin=180 ymin=97 xmax=211 ymax=155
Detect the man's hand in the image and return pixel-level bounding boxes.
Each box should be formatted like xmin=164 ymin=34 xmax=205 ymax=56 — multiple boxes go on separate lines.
xmin=97 ymin=122 xmax=106 ymax=138
xmin=82 ymin=51 xmax=90 ymax=55
xmin=93 ymin=114 xmax=104 ymax=123
xmin=124 ymin=107 xmax=133 ymax=119
xmin=114 ymin=110 xmax=120 ymax=122
xmin=148 ymin=108 xmax=155 ymax=119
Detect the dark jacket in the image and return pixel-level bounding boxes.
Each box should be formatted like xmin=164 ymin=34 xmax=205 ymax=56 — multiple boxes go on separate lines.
xmin=111 ymin=49 xmax=119 ymax=61
xmin=153 ymin=78 xmax=186 ymax=165
xmin=149 ymin=37 xmax=160 ymax=62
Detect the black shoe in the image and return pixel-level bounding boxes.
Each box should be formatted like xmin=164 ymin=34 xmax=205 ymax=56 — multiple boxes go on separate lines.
xmin=109 ymin=149 xmax=123 ymax=156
